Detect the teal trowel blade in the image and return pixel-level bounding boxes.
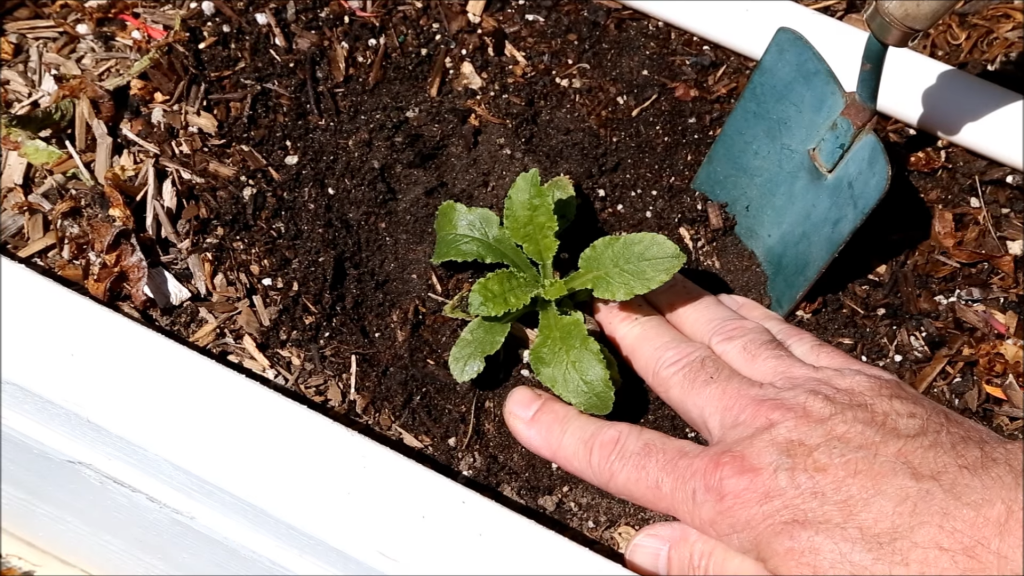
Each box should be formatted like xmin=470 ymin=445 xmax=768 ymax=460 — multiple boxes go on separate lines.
xmin=692 ymin=27 xmax=890 ymax=316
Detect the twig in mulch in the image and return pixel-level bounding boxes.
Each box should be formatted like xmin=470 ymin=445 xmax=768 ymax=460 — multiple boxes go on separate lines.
xmin=461 ymin=389 xmax=478 ymax=450
xmin=62 ymin=138 xmax=94 ymax=185
xmin=368 ymin=39 xmax=386 ymax=88
xmin=349 ymin=353 xmax=358 ymax=399
xmin=975 ymin=176 xmax=1003 ymax=254
xmin=305 ymin=50 xmax=320 ymax=116
xmin=428 ymin=45 xmax=447 ymax=97
xmin=630 ymin=93 xmax=658 ymax=117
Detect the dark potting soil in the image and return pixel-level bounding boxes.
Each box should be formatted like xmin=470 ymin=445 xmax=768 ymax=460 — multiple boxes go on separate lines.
xmin=11 ymin=0 xmax=1018 ymax=555
xmin=159 ymin=0 xmax=772 ymax=547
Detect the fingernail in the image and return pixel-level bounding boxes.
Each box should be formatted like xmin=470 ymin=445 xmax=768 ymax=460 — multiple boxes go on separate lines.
xmin=507 ymin=386 xmax=545 ymax=421
xmin=625 ymin=532 xmax=671 ymax=576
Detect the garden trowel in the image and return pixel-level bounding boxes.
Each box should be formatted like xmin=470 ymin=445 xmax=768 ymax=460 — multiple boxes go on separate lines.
xmin=692 ymin=0 xmax=958 ymax=315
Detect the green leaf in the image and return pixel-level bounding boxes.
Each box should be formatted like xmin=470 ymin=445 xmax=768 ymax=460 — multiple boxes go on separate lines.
xmin=599 ymin=343 xmax=621 ymax=388
xmin=541 ymin=278 xmax=567 ymax=301
xmin=469 ymin=269 xmax=541 ymax=317
xmin=564 ymin=233 xmax=685 ymax=301
xmin=1 ymin=125 xmax=65 ymax=168
xmin=2 ymin=100 xmax=75 ymax=134
xmin=432 ymin=201 xmax=538 ymax=278
xmin=18 ymin=138 xmax=65 ymax=167
xmin=442 ymin=289 xmax=474 ymax=320
xmin=530 ymin=307 xmax=615 ymax=415
xmin=544 ymin=175 xmax=576 ymax=232
xmin=503 ymin=170 xmax=559 ymax=268
xmin=449 ymin=318 xmax=511 ymax=382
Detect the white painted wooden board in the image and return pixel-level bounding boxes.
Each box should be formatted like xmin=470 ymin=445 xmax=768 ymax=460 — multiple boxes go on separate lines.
xmin=0 ymin=256 xmax=632 ymax=575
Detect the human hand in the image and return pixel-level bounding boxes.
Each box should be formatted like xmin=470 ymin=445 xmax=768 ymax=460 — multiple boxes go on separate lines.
xmin=504 ymin=275 xmax=1023 ymax=575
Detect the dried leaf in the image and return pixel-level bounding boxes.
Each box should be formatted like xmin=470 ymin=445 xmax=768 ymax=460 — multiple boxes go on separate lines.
xmin=908 ymin=148 xmax=946 ymax=172
xmin=984 ymin=384 xmax=1008 ymax=400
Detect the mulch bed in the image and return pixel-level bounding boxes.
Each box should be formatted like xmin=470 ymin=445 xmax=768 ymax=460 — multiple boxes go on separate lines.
xmin=2 ymin=0 xmax=1021 ymax=554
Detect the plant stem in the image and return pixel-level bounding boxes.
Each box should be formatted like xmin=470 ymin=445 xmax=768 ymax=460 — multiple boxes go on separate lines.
xmin=541 ymin=262 xmax=553 ymax=281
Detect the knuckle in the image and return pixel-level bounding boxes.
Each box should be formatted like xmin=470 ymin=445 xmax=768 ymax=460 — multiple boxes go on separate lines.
xmin=583 ymin=423 xmax=644 ymax=485
xmin=649 ymin=342 xmax=724 ymax=386
xmin=696 ymin=449 xmax=765 ymax=510
xmin=705 ymin=317 xmax=761 ymax=351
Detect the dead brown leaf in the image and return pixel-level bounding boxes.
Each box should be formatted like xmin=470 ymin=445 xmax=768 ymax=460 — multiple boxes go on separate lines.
xmin=673 ymin=82 xmax=699 ymax=101
xmin=908 ymin=148 xmax=946 ymax=172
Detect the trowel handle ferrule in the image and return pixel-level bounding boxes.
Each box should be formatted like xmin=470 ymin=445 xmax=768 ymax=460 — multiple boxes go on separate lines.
xmin=865 ymin=0 xmax=958 ymax=48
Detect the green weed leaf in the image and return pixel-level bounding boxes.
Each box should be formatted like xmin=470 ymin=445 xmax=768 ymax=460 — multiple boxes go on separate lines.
xmin=469 ymin=269 xmax=540 ymax=317
xmin=564 ymin=233 xmax=685 ymax=301
xmin=503 ymin=169 xmax=559 ymax=268
xmin=449 ymin=318 xmax=511 ymax=382
xmin=432 ymin=201 xmax=537 ymax=278
xmin=544 ymin=175 xmax=576 ymax=232
xmin=541 ymin=278 xmax=568 ymax=301
xmin=530 ymin=307 xmax=614 ymax=415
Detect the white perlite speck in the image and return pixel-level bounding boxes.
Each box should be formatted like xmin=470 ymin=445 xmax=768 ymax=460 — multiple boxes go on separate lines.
xmin=255 ymin=12 xmax=269 ymax=25
xmin=284 ymin=155 xmax=299 ymax=165
xmin=201 ymin=1 xmax=216 ymax=15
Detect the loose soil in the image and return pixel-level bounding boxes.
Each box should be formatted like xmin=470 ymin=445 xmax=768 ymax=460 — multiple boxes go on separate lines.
xmin=2 ymin=0 xmax=1021 ymax=556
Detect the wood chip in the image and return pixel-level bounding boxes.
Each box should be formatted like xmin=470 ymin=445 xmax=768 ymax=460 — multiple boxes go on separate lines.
xmin=328 ymin=39 xmax=348 ymax=84
xmin=237 ymin=145 xmax=267 ymax=169
xmin=26 ymin=212 xmax=44 ymax=242
xmin=236 ymin=304 xmax=261 ymax=335
xmin=63 ymin=139 xmax=94 ymax=186
xmin=955 ymin=302 xmax=992 ymax=333
xmin=185 ymin=111 xmax=218 ymax=135
xmin=242 ymin=334 xmax=273 ymax=371
xmin=188 ymin=253 xmax=209 ymax=296
xmin=915 ymin=351 xmax=951 ymax=392
xmin=368 ymin=39 xmax=386 ymax=88
xmin=145 ymin=163 xmax=158 ymax=236
xmin=706 ymin=201 xmax=724 ymax=230
xmin=16 ymin=230 xmax=56 ymax=258
xmin=120 ymin=125 xmax=161 ymax=154
xmin=466 ymin=0 xmax=487 ymax=17
xmin=393 ymin=424 xmax=425 ymax=449
xmin=326 ymin=379 xmax=344 ymax=407
xmin=263 ymin=9 xmax=289 ymax=50
xmin=678 ymin=226 xmax=695 ymax=254
xmin=1 ymin=150 xmax=29 ymax=188
xmin=189 ymin=309 xmax=240 ymax=345
xmin=205 ymin=159 xmax=237 ymax=178
xmin=253 ymin=294 xmax=270 ymax=326
xmin=1003 ymin=376 xmax=1023 ymax=409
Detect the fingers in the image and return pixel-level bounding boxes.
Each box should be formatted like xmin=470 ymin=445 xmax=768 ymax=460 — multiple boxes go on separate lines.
xmin=626 ymin=522 xmax=771 ymax=576
xmin=593 ymin=297 xmax=757 ymax=441
xmin=716 ymin=293 xmax=876 ymax=373
xmin=504 ymin=387 xmax=705 ymax=518
xmin=643 ymin=275 xmax=806 ymax=383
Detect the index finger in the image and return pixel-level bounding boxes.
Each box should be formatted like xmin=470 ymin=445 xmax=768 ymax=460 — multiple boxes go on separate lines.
xmin=504 ymin=386 xmax=709 ymax=521
xmin=594 ymin=297 xmax=763 ymax=442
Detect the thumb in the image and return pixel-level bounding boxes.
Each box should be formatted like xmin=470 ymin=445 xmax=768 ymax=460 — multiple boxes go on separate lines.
xmin=625 ymin=522 xmax=771 ymax=576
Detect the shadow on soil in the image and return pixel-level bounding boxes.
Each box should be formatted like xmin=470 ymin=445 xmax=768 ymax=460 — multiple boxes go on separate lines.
xmin=805 ymin=140 xmax=934 ymax=301
xmin=11 ymin=257 xmax=625 ymax=566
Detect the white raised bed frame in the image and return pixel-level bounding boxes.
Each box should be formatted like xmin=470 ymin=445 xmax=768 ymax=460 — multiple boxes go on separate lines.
xmin=1 ymin=257 xmax=629 ymax=575
xmin=5 ymin=1 xmax=1019 ymax=573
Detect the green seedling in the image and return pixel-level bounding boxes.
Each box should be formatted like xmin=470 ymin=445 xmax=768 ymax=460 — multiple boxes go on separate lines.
xmin=432 ymin=169 xmax=685 ymax=415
